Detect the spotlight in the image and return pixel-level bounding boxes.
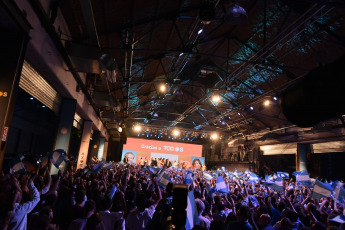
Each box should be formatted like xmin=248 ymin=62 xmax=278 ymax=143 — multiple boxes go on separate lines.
xmin=198 ymin=29 xmax=203 ymax=34
xmin=273 ymin=96 xmax=278 ymax=101
xmin=211 ymin=95 xmax=221 ymax=103
xmin=160 ymin=84 xmax=167 ymax=92
xmin=221 ymin=120 xmax=226 ymax=125
xmin=42 ymin=105 xmax=46 ymax=108
xmin=118 ymin=127 xmax=123 ymax=133
xmin=153 ymin=112 xmax=159 ymax=117
xmin=250 ymin=106 xmax=254 ymax=110
xmin=210 ymin=133 xmax=219 ymax=140
xmin=179 ymin=53 xmax=184 ymax=57
xmin=173 ymin=88 xmax=183 ymax=95
xmin=224 ymin=4 xmax=247 ymax=24
xmin=230 ymin=80 xmax=238 ymax=87
xmin=134 ymin=125 xmax=141 ymax=132
xmin=264 ymin=100 xmax=270 ymax=106
xmin=172 ymin=130 xmax=180 ymax=137
xmin=30 ymin=97 xmax=34 ymax=100
xmin=238 ymin=112 xmax=241 ymax=115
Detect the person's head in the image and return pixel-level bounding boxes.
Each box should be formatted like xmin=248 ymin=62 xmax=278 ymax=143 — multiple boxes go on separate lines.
xmin=29 ymin=214 xmax=50 ymax=230
xmin=84 ymin=213 xmax=103 ymax=230
xmin=44 ymin=194 xmax=57 ymax=207
xmin=83 ymin=200 xmax=96 ymax=218
xmin=280 ymin=217 xmax=293 ymax=228
xmin=136 ymin=192 xmax=148 ymax=212
xmin=286 ymin=210 xmax=299 ymax=222
xmin=259 ymin=214 xmax=271 ymax=227
xmin=124 ymin=152 xmax=135 ymax=164
xmin=192 ymin=159 xmax=202 ymax=169
xmin=75 ymin=190 xmax=86 ymax=205
xmin=237 ymin=205 xmax=250 ymax=221
xmin=100 ymin=196 xmax=112 ymax=211
xmin=210 ymin=219 xmax=226 ymax=230
xmin=217 ymin=200 xmax=226 ymax=211
xmin=39 ymin=206 xmax=54 ymax=221
xmin=195 ymin=199 xmax=205 ymax=216
xmin=182 ymin=162 xmax=189 ymax=169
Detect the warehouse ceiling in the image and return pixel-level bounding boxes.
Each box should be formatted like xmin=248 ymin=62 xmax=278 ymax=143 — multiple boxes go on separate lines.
xmin=57 ymin=0 xmax=345 ymax=140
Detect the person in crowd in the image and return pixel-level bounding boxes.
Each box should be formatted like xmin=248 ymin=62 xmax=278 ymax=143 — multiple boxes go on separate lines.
xmin=123 ymin=152 xmax=135 ymax=164
xmin=2 ymin=153 xmax=345 ymax=230
xmin=126 ymin=177 xmax=161 ymax=230
xmin=202 ymin=163 xmax=207 ymax=171
xmin=99 ymin=196 xmax=125 ymax=230
xmin=192 ymin=159 xmax=202 ymax=169
xmin=9 ymin=172 xmax=40 ymax=230
xmin=68 ymin=200 xmax=96 ymax=230
xmin=195 ymin=198 xmax=211 ymax=229
xmin=182 ymin=161 xmax=189 ymax=170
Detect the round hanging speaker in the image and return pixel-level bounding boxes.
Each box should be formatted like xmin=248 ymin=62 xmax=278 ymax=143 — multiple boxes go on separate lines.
xmin=281 ymin=55 xmax=345 ymax=127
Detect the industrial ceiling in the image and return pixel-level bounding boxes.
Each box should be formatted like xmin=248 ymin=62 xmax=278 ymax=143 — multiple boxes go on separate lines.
xmin=56 ymin=0 xmax=345 ymax=141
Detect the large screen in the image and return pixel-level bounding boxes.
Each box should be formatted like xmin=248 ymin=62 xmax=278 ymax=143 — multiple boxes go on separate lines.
xmin=122 ymin=138 xmax=203 ymax=166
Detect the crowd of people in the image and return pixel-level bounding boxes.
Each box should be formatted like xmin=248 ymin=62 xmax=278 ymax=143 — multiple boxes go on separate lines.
xmin=0 ymin=157 xmax=344 ymax=230
xmin=123 ymin=153 xmax=206 ymax=170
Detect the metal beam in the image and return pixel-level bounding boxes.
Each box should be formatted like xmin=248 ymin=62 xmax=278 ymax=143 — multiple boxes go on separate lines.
xmin=97 ymin=5 xmax=200 ymax=37
xmin=79 ymin=0 xmax=100 ymax=47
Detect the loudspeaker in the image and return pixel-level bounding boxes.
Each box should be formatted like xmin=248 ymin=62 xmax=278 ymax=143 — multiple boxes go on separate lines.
xmin=281 ymin=55 xmax=345 ymax=127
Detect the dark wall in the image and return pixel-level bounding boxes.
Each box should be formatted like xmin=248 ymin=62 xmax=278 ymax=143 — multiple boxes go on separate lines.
xmin=68 ymin=127 xmax=82 ymax=159
xmin=5 ymin=88 xmax=58 ymax=159
xmin=307 ymin=152 xmax=345 ymax=181
xmin=259 ymin=154 xmax=296 ymax=177
xmin=107 ymin=140 xmax=123 ymax=162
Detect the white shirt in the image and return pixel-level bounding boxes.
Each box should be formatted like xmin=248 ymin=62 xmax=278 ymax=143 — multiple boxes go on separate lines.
xmin=199 ymin=215 xmax=211 ymax=229
xmin=99 ymin=210 xmax=125 ymax=230
xmin=125 ymin=205 xmax=155 ymax=230
xmin=9 ymin=182 xmax=40 ymax=230
xmin=68 ymin=218 xmax=88 ymax=230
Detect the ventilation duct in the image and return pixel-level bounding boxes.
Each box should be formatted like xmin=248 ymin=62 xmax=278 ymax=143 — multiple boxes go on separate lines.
xmin=67 ymin=42 xmax=117 ymax=73
xmin=19 ymin=60 xmax=61 ymax=113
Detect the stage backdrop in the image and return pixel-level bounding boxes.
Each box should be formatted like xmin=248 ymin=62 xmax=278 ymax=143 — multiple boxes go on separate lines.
xmin=122 ymin=138 xmax=203 ymax=164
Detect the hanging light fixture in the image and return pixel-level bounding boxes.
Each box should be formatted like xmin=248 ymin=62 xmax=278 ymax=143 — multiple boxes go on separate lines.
xmin=199 ymin=0 xmax=216 ymax=24
xmin=224 ymin=4 xmax=247 ymax=24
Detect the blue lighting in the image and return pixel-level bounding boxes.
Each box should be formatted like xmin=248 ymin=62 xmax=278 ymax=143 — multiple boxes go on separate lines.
xmin=42 ymin=105 xmax=46 ymax=108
